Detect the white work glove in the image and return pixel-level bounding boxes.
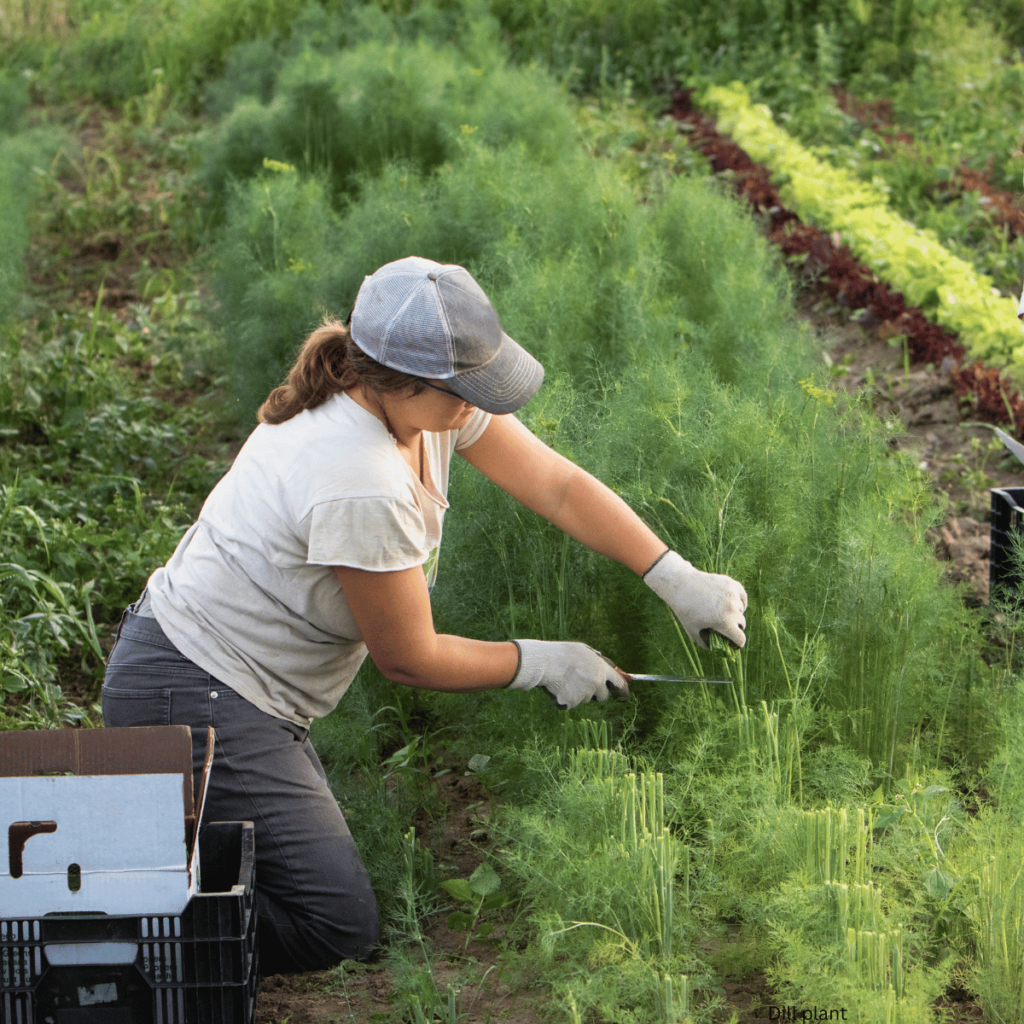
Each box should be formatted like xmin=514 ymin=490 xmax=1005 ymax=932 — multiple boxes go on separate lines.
xmin=644 ymin=550 xmax=747 ymax=649
xmin=508 ymin=640 xmax=630 ymax=710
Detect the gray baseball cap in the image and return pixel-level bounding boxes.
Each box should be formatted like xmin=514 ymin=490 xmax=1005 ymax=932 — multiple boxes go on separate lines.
xmin=349 ymin=256 xmax=544 ymax=414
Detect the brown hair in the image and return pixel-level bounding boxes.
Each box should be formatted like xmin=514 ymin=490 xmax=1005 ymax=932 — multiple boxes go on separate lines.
xmin=257 ymin=318 xmax=425 ymax=425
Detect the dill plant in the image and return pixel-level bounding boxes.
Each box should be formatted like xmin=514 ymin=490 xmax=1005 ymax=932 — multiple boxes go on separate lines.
xmin=211 ymin=137 xmax=658 ymax=415
xmin=378 ymin=163 xmax=981 ymax=773
xmin=434 ymin=345 xmax=971 ymax=768
xmin=584 ymin=359 xmax=970 ymax=767
xmin=198 ymin=34 xmax=574 ymax=210
xmin=495 ymin=728 xmax=714 ymax=1023
xmin=945 ymin=678 xmax=1024 ymax=1022
xmin=210 ymin=51 xmax=808 ymax=412
xmin=210 ymin=162 xmax=338 ymax=416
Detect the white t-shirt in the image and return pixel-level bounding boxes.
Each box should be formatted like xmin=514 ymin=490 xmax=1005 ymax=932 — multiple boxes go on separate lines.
xmin=146 ymin=392 xmax=492 ymax=725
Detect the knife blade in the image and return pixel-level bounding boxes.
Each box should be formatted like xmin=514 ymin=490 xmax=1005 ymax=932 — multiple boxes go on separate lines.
xmin=622 ymin=673 xmax=733 ymax=684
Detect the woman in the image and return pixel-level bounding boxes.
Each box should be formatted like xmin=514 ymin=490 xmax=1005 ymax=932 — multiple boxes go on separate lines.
xmin=102 ymin=256 xmax=747 ymax=973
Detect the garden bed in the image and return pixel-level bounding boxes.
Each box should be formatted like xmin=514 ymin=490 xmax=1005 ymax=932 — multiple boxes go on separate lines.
xmin=8 ymin=4 xmax=1024 ymax=1022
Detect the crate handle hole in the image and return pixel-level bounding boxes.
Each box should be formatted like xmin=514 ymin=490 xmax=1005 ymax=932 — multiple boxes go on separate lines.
xmin=8 ymin=821 xmax=57 ymax=879
xmin=67 ymin=863 xmax=81 ymax=891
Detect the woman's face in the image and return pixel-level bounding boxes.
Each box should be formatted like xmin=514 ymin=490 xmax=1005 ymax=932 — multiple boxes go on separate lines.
xmin=394 ymin=380 xmax=478 ymax=434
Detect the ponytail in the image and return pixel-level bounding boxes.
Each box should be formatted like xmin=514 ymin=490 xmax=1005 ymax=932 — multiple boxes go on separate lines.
xmin=257 ymin=318 xmax=423 ymax=425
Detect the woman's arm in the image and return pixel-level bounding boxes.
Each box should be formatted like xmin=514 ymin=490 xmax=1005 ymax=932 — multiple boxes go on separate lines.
xmin=459 ymin=414 xmax=747 ymax=648
xmin=333 ymin=564 xmax=519 ymax=691
xmin=458 ymin=414 xmax=667 ymax=575
xmin=334 ymin=563 xmax=628 ymax=704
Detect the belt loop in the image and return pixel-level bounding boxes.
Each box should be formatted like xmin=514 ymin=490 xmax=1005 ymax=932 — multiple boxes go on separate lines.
xmin=113 ymin=605 xmax=131 ymax=644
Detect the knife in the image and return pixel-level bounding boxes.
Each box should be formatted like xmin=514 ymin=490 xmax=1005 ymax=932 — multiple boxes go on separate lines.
xmin=621 ymin=672 xmax=733 ymax=684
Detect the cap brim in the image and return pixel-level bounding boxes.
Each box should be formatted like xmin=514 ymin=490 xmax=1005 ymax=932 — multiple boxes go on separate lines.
xmin=447 ymin=332 xmax=544 ymax=414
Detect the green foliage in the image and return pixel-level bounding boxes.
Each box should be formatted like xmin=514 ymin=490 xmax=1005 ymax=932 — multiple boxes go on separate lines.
xmin=0 ymin=559 xmax=102 ymax=729
xmin=439 ymin=861 xmax=511 ymax=947
xmin=802 ymin=745 xmax=873 ymax=804
xmin=490 ymin=0 xmax=945 ymax=93
xmin=497 ymin=737 xmax=714 ymax=1023
xmin=949 ymin=680 xmax=1024 ymax=1022
xmin=8 ymin=0 xmax=322 ymax=104
xmin=734 ymin=9 xmax=1024 ymax=309
xmin=7 ymin=0 xmax=1024 ymax=1016
xmin=16 ymin=0 xmax=949 ymax=110
xmin=871 ymin=10 xmax=1023 ymax=189
xmin=953 ymin=808 xmax=1024 ymax=1021
xmin=205 ymin=33 xmax=589 ymax=420
xmin=198 ymin=32 xmax=574 ymax=208
xmin=211 ymin=144 xmax=643 ymax=418
xmin=436 ymin=350 xmax=973 ymax=771
xmin=210 ymin=164 xmax=336 ymax=417
xmin=0 ymin=69 xmax=30 ymax=132
xmin=0 ymin=125 xmax=64 ymax=325
xmin=0 ymin=296 xmax=230 ymax=726
xmin=967 ymin=0 xmax=1024 ymax=49
xmin=748 ymin=19 xmax=1024 ymax=300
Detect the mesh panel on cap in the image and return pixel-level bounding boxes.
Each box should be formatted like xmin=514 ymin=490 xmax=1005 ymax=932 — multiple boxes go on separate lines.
xmin=352 ymin=284 xmax=402 ymax=355
xmin=379 ymin=277 xmax=453 ymax=376
xmin=355 ymin=264 xmax=454 ymax=377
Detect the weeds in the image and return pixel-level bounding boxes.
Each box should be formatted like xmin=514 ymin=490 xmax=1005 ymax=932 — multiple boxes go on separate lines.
xmin=440 ymin=862 xmax=510 ymax=950
xmin=0 ymin=281 xmax=230 ymax=723
xmin=389 ymin=826 xmax=469 ymax=1023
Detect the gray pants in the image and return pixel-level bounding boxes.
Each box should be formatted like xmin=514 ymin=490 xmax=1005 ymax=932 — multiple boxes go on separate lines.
xmin=102 ymin=608 xmax=380 ymax=974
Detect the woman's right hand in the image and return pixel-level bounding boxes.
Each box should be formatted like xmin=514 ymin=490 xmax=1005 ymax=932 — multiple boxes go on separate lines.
xmin=508 ymin=640 xmax=630 ymax=709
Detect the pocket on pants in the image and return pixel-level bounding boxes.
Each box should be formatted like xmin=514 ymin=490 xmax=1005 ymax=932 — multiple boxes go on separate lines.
xmin=101 ymin=685 xmax=172 ymax=728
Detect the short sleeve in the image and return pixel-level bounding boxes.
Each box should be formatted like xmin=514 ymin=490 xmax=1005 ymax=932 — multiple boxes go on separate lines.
xmin=455 ymin=407 xmax=492 ymax=451
xmin=306 ymin=496 xmax=430 ymax=570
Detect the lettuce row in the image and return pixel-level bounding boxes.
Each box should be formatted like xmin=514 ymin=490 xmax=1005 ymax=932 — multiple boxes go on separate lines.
xmin=703 ymin=82 xmax=1024 ymax=370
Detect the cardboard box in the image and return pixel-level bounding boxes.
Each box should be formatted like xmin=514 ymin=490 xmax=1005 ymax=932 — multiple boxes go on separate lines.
xmin=0 ymin=726 xmax=213 ymax=918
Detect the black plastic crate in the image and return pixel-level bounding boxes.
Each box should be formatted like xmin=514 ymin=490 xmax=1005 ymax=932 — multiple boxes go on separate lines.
xmin=1 ymin=821 xmax=257 ymax=1024
xmin=991 ymin=488 xmax=1024 ymax=596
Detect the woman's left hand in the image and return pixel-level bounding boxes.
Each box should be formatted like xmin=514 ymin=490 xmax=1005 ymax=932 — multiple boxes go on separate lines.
xmin=644 ymin=551 xmax=747 ymax=649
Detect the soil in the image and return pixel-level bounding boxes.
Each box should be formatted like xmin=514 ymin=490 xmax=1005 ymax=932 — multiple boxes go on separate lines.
xmin=254 ymin=767 xmax=550 ymax=1024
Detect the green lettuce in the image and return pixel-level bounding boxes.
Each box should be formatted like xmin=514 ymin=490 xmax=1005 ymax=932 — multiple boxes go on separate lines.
xmin=703 ymin=82 xmax=1024 ymax=370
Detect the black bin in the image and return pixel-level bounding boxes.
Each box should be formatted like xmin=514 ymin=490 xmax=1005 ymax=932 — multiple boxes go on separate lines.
xmin=990 ymin=487 xmax=1024 ymax=596
xmin=1 ymin=821 xmax=258 ymax=1024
